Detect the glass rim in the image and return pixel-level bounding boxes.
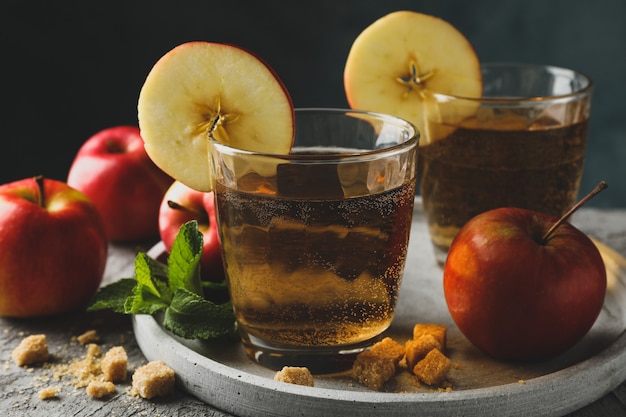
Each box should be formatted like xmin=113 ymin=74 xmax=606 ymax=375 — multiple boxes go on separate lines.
xmin=208 ymin=108 xmax=420 ymax=161
xmin=429 ymin=62 xmax=594 ymax=103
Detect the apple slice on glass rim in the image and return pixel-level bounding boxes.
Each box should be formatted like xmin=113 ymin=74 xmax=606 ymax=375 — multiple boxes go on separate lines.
xmin=138 ymin=41 xmax=295 ymax=192
xmin=343 ymin=10 xmax=483 ymax=143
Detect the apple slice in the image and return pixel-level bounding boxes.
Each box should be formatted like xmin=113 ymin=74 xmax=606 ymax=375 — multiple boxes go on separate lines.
xmin=344 ymin=11 xmax=482 ymax=142
xmin=138 ymin=42 xmax=295 ymax=192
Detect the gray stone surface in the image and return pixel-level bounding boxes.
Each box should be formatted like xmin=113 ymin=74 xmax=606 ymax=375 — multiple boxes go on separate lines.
xmin=2 ymin=206 xmax=625 ymax=416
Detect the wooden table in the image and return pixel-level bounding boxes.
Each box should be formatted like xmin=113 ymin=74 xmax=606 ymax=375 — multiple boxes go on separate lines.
xmin=2 ymin=206 xmax=626 ymax=416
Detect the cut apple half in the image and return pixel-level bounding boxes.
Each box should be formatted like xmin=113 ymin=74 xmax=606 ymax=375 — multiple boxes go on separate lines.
xmin=344 ymin=11 xmax=482 ymax=143
xmin=138 ymin=42 xmax=295 ymax=192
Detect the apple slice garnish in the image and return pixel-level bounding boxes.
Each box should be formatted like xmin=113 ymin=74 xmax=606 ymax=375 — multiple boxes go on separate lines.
xmin=138 ymin=41 xmax=295 ymax=192
xmin=343 ymin=11 xmax=482 ymax=142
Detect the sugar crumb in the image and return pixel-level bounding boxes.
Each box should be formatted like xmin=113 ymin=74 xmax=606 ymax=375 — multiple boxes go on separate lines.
xmin=11 ymin=334 xmax=49 ymax=366
xmin=274 ymin=366 xmax=314 ymax=387
xmin=76 ymin=330 xmax=100 ymax=345
xmin=38 ymin=386 xmax=60 ymax=400
xmin=86 ymin=380 xmax=116 ymax=398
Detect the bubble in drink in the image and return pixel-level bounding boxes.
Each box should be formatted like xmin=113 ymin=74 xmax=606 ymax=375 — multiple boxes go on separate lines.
xmin=215 ymin=175 xmax=415 ymax=348
xmin=417 ymin=115 xmax=588 ymax=256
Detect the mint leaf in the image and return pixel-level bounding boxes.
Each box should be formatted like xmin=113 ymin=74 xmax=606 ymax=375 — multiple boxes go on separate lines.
xmin=123 ymin=282 xmax=170 ymax=315
xmin=202 ymin=280 xmax=229 ymax=291
xmin=163 ymin=289 xmax=236 ymax=340
xmin=86 ymin=278 xmax=137 ymax=313
xmin=86 ymin=220 xmax=236 ymax=341
xmin=135 ymin=252 xmax=172 ymax=302
xmin=202 ymin=279 xmax=230 ymax=304
xmin=168 ymin=221 xmax=203 ymax=296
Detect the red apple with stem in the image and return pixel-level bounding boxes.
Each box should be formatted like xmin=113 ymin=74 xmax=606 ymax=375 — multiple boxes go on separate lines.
xmin=443 ymin=182 xmax=608 ymax=361
xmin=67 ymin=125 xmax=173 ymax=242
xmin=0 ymin=176 xmax=108 ymax=317
xmin=158 ymin=181 xmax=224 ymax=282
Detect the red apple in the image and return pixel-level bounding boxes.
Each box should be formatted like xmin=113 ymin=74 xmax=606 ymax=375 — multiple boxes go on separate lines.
xmin=158 ymin=181 xmax=224 ymax=282
xmin=443 ymin=207 xmax=607 ymax=361
xmin=0 ymin=176 xmax=108 ymax=317
xmin=67 ymin=125 xmax=173 ymax=242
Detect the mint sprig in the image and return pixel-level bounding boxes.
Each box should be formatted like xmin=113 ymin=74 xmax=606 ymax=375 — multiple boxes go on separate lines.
xmin=87 ymin=221 xmax=236 ymax=340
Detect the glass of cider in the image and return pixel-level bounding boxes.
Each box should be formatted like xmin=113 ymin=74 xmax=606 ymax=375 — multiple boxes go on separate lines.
xmin=209 ymin=108 xmax=419 ymax=373
xmin=418 ymin=63 xmax=593 ymax=265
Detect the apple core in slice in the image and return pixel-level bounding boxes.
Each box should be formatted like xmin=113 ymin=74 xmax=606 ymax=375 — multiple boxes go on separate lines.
xmin=138 ymin=41 xmax=294 ymax=192
xmin=343 ymin=11 xmax=482 ymax=141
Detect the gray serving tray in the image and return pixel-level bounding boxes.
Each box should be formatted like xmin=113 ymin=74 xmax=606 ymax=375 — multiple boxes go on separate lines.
xmin=133 ymin=201 xmax=626 ymax=416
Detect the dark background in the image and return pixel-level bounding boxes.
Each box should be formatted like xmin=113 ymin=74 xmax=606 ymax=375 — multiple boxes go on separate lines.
xmin=4 ymin=0 xmax=625 ymax=207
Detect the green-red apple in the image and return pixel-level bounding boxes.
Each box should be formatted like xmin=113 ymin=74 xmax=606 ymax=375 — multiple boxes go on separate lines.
xmin=158 ymin=181 xmax=224 ymax=282
xmin=67 ymin=125 xmax=173 ymax=242
xmin=0 ymin=176 xmax=108 ymax=317
xmin=443 ymin=207 xmax=607 ymax=361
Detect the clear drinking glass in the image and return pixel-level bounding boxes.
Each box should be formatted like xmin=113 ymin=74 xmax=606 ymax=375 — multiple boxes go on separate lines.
xmin=209 ymin=108 xmax=419 ymax=373
xmin=418 ymin=63 xmax=593 ymax=265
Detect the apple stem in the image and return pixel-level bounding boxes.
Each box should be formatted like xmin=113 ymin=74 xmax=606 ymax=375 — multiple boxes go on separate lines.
xmin=105 ymin=138 xmax=126 ymax=154
xmin=541 ymin=181 xmax=608 ymax=243
xmin=34 ymin=175 xmax=45 ymax=208
xmin=167 ymin=200 xmax=209 ymax=224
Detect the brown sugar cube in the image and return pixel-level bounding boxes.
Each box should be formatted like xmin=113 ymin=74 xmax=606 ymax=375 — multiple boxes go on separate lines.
xmin=405 ymin=334 xmax=443 ymax=370
xmin=86 ymin=381 xmax=116 ymax=398
xmin=369 ymin=337 xmax=406 ymax=365
xmin=131 ymin=360 xmax=175 ymax=399
xmin=413 ymin=324 xmax=447 ymax=349
xmin=413 ymin=348 xmax=452 ymax=386
xmin=352 ymin=350 xmax=397 ymax=391
xmin=273 ymin=366 xmax=314 ymax=387
xmin=101 ymin=346 xmax=128 ymax=382
xmin=76 ymin=329 xmax=100 ymax=345
xmin=11 ymin=334 xmax=49 ymax=366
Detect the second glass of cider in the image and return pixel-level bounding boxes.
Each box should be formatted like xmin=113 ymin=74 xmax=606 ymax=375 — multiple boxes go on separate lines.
xmin=418 ymin=63 xmax=593 ymax=265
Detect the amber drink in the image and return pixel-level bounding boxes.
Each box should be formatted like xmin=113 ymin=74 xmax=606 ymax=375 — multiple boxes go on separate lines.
xmin=209 ymin=109 xmax=419 ymax=372
xmin=419 ymin=63 xmax=593 ymax=264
